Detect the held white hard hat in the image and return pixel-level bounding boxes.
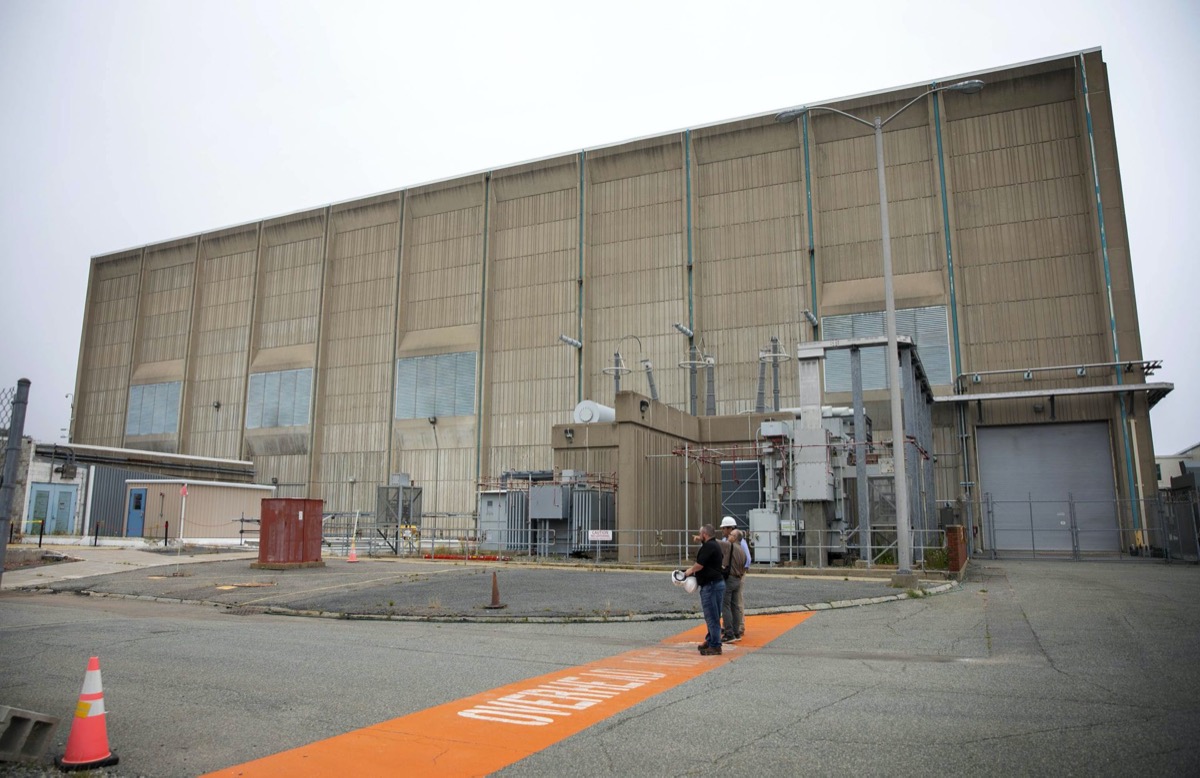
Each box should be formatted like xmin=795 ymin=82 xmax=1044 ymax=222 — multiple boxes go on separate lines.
xmin=720 ymin=516 xmax=738 ymax=528
xmin=671 ymin=569 xmax=698 ymax=593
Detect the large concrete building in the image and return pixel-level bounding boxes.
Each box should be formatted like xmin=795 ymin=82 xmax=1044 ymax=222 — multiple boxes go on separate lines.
xmin=71 ymin=48 xmax=1171 ymax=553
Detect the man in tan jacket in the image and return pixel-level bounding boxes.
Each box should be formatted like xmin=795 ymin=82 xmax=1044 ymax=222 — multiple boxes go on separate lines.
xmin=719 ymin=517 xmax=749 ymax=643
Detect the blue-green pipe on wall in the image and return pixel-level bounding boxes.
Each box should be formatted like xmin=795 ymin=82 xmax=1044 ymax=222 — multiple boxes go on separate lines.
xmin=1079 ymin=53 xmax=1139 ymax=533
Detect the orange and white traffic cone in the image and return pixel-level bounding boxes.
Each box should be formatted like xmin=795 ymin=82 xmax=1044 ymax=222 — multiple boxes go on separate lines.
xmin=347 ymin=538 xmax=359 ymax=563
xmin=55 ymin=656 xmax=119 ymax=771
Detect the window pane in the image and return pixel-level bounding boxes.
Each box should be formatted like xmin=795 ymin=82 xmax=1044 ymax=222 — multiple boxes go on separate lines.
xmin=125 ymin=385 xmax=143 ymax=436
xmin=262 ymin=371 xmax=281 ymax=428
xmin=395 ymin=359 xmax=417 ymax=419
xmin=246 ymin=369 xmax=311 ymax=429
xmin=434 ymin=354 xmax=457 ymax=418
xmin=246 ymin=374 xmax=265 ymax=429
xmin=822 ymin=306 xmax=951 ymax=392
xmin=455 ymin=352 xmax=476 ymax=416
xmin=293 ymin=369 xmax=312 ymax=425
xmin=164 ymin=382 xmax=180 ymax=433
xmin=150 ymin=383 xmax=168 ymax=433
xmin=913 ymin=306 xmax=951 ymax=385
xmin=414 ymin=356 xmax=437 ymax=418
xmin=396 ymin=353 xmax=476 ymax=420
xmin=278 ymin=370 xmax=297 ymax=427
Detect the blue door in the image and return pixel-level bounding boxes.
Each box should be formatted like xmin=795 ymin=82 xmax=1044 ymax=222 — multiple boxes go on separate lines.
xmin=26 ymin=484 xmax=78 ymax=535
xmin=127 ymin=488 xmax=147 ymax=537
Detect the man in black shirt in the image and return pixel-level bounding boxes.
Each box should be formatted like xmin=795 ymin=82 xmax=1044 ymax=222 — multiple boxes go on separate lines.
xmin=682 ymin=523 xmax=727 ymax=655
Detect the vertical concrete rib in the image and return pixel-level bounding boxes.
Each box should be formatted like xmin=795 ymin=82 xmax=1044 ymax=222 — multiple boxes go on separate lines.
xmin=237 ymin=222 xmax=264 ymax=464
xmin=178 ymin=235 xmax=204 ymax=454
xmin=121 ymin=248 xmax=148 ymax=448
xmin=307 ymin=206 xmax=333 ymax=496
xmin=386 ymin=194 xmax=405 ymax=483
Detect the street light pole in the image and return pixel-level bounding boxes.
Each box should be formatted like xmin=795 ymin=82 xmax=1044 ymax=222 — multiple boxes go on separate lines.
xmin=872 ymin=112 xmax=913 ymax=578
xmin=777 ymin=80 xmax=983 ymax=584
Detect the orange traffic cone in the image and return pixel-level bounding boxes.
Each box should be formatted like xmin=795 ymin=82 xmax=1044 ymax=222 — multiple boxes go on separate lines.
xmin=484 ymin=571 xmax=506 ymax=610
xmin=55 ymin=656 xmax=119 ymax=771
xmin=347 ymin=538 xmax=359 ymax=563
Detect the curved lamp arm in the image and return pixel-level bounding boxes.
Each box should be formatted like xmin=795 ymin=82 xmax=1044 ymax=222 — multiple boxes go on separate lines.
xmin=776 ymin=79 xmax=983 ymax=128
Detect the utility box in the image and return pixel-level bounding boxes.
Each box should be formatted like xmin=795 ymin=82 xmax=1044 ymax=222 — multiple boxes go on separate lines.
xmin=530 ymin=484 xmax=571 ymax=520
xmin=748 ymin=508 xmax=780 ymax=564
xmin=791 ymin=427 xmax=834 ymax=501
xmin=253 ymin=498 xmax=325 ymax=569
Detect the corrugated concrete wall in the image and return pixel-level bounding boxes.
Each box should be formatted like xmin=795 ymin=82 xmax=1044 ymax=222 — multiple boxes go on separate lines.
xmin=74 ymin=51 xmax=1154 ymax=527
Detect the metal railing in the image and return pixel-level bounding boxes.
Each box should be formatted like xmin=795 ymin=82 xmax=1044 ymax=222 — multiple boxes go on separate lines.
xmin=319 ymin=513 xmax=950 ymax=570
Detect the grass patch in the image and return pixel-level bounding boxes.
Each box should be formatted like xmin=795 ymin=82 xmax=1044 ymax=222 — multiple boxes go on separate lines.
xmin=923 ymin=547 xmax=950 ymax=570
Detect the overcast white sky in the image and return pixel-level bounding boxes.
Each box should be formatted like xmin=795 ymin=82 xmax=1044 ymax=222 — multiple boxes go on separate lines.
xmin=1 ymin=0 xmax=1196 ymax=454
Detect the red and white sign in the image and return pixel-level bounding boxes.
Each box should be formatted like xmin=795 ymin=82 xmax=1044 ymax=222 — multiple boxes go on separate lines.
xmin=180 ymin=484 xmax=188 ymax=497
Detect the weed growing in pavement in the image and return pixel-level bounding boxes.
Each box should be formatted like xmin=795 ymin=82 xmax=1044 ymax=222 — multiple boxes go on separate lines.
xmin=905 ymin=588 xmax=926 ymax=599
xmin=923 ymin=548 xmax=950 ymax=570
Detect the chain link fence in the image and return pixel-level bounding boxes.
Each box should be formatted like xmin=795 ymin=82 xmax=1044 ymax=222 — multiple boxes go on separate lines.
xmin=971 ymin=493 xmax=1200 ymax=562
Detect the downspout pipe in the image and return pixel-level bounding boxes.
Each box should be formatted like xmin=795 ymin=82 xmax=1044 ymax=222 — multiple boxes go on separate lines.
xmin=475 ymin=173 xmax=491 ymax=483
xmin=933 ymin=87 xmax=975 ymax=549
xmin=1079 ymin=54 xmax=1140 ymax=536
xmin=576 ymin=151 xmax=586 ymax=404
xmin=684 ymin=130 xmax=697 ymax=416
xmin=802 ymin=114 xmax=819 ymax=327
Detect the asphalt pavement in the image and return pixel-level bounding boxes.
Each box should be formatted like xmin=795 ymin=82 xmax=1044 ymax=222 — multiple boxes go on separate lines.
xmin=1 ymin=543 xmax=953 ymax=621
xmin=1 ymin=549 xmax=1198 ymax=777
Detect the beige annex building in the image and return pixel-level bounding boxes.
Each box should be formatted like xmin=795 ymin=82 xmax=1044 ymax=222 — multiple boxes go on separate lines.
xmin=72 ymin=48 xmax=1169 ymax=552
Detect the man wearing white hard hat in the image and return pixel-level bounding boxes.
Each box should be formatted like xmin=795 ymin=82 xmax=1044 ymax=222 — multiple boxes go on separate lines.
xmin=719 ymin=516 xmax=749 ymax=642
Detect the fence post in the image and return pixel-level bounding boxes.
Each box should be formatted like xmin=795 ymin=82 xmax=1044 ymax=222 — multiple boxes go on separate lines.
xmin=1068 ymin=492 xmax=1080 ymax=561
xmin=1027 ymin=492 xmax=1037 ymax=557
xmin=986 ymin=493 xmax=997 ymax=559
xmin=1192 ymin=495 xmax=1200 ymax=564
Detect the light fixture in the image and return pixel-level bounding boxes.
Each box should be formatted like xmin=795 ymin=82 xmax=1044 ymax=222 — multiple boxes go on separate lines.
xmin=672 ymin=323 xmax=694 ymax=338
xmin=802 ymin=310 xmax=819 ymax=328
xmin=1023 ymin=371 xmax=1033 ymax=381
xmin=1076 ymin=366 xmax=1087 ymax=377
xmin=558 ymin=334 xmax=582 ymax=349
xmin=564 ymin=428 xmax=574 ymax=442
xmin=948 ymin=79 xmax=985 ymax=94
xmin=972 ymin=374 xmax=982 ymax=384
xmin=428 ymin=416 xmax=438 ymax=426
xmin=212 ymin=400 xmax=221 ymax=410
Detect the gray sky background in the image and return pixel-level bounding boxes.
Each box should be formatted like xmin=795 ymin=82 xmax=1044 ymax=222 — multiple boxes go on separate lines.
xmin=1 ymin=0 xmax=1196 ymax=454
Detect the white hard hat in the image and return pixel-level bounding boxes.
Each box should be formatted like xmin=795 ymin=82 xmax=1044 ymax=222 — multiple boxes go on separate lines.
xmin=671 ymin=569 xmax=698 ymax=593
xmin=720 ymin=516 xmax=738 ymax=528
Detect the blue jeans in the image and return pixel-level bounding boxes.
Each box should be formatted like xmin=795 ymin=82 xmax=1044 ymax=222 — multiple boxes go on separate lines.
xmin=699 ymin=579 xmax=726 ymax=648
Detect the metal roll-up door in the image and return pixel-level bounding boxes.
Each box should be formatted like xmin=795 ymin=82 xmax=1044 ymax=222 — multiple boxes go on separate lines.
xmin=977 ymin=423 xmax=1118 ymax=552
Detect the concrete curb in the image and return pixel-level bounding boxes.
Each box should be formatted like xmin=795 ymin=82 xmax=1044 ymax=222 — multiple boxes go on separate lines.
xmin=19 ymin=579 xmax=960 ymax=624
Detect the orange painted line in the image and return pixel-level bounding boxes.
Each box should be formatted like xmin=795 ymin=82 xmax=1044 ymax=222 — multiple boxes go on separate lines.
xmin=205 ymin=612 xmax=812 ymax=778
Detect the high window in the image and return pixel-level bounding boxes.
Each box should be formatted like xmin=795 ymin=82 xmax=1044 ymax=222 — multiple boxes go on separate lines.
xmin=246 ymin=368 xmax=312 ymax=429
xmin=125 ymin=381 xmax=181 ymax=436
xmin=822 ymin=305 xmax=952 ymax=391
xmin=395 ymin=352 xmax=476 ymax=419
